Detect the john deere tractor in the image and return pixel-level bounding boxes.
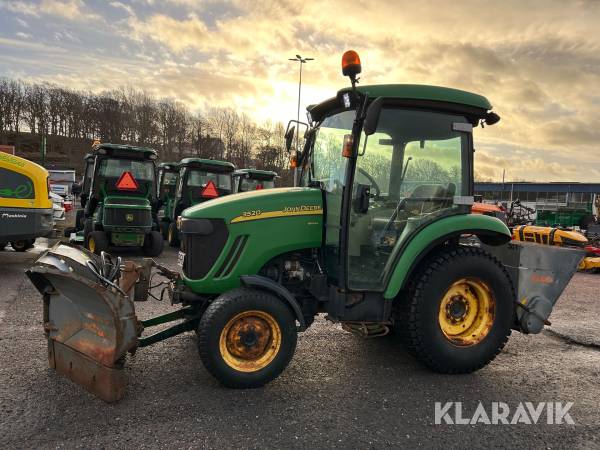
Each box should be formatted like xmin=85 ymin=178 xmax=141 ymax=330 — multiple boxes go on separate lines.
xmin=160 ymin=158 xmax=235 ymax=247
xmin=233 ymin=168 xmax=278 ymax=193
xmin=27 ymin=51 xmax=585 ymax=402
xmin=72 ymin=143 xmax=163 ymax=256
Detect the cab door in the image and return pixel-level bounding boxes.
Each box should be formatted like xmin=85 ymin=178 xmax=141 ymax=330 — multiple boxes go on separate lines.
xmin=303 ymin=110 xmax=355 ymax=285
xmin=346 ymin=108 xmax=471 ymax=291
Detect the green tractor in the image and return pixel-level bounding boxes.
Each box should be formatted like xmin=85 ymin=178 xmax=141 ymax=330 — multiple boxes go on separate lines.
xmin=233 ymin=168 xmax=278 ymax=193
xmin=27 ymin=51 xmax=585 ymax=402
xmin=72 ymin=143 xmax=163 ymax=256
xmin=161 ymin=158 xmax=235 ymax=247
xmin=156 ymin=161 xmax=180 ymax=237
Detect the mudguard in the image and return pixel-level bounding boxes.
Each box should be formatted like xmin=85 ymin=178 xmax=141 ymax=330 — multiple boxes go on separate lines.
xmin=26 ymin=243 xmax=138 ymax=402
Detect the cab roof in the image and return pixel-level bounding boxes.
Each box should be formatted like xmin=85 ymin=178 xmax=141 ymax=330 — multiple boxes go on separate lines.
xmin=92 ymin=143 xmax=158 ymax=157
xmin=308 ymin=83 xmax=494 ymax=124
xmin=158 ymin=162 xmax=180 ymax=169
xmin=234 ymin=169 xmax=278 ymax=178
xmin=180 ymin=158 xmax=235 ymax=171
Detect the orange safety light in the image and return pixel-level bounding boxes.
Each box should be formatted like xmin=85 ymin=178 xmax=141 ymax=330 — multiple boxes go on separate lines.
xmin=201 ymin=180 xmax=219 ymax=199
xmin=342 ymin=134 xmax=354 ymax=158
xmin=116 ymin=171 xmax=139 ymax=191
xmin=342 ymin=50 xmax=361 ymax=77
xmin=289 ymin=154 xmax=298 ymax=169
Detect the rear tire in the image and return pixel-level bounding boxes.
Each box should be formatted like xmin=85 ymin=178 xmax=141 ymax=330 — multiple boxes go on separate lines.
xmin=11 ymin=239 xmax=34 ymax=252
xmin=197 ymin=287 xmax=297 ymax=388
xmin=75 ymin=209 xmax=84 ymax=230
xmin=167 ymin=222 xmax=180 ymax=248
xmin=160 ymin=221 xmax=169 ymax=239
xmin=87 ymin=231 xmax=109 ymax=255
xmin=143 ymin=231 xmax=164 ymax=257
xmin=396 ymin=245 xmax=514 ymax=374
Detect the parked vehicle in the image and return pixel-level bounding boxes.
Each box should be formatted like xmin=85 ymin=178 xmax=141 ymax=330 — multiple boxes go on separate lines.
xmin=70 ymin=143 xmax=163 ymax=256
xmin=160 ymin=158 xmax=235 ymax=247
xmin=48 ymin=169 xmax=76 ymax=197
xmin=50 ymin=192 xmax=65 ymax=222
xmin=0 ymin=151 xmax=54 ymax=251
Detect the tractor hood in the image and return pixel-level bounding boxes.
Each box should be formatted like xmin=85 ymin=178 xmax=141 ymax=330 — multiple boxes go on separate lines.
xmin=179 ymin=187 xmax=323 ymax=293
xmin=181 ymin=187 xmax=323 ymax=224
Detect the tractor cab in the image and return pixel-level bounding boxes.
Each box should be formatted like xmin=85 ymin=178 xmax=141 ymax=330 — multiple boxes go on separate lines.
xmin=233 ymin=169 xmax=278 ymax=193
xmin=157 ymin=162 xmax=180 ymax=202
xmin=162 ymin=158 xmax=235 ymax=247
xmin=73 ymin=143 xmax=163 ymax=256
xmin=299 ymin=83 xmax=497 ymax=289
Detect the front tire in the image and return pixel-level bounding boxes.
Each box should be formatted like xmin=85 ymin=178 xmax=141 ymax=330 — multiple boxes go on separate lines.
xmin=197 ymin=287 xmax=297 ymax=388
xmin=397 ymin=246 xmax=514 ymax=374
xmin=87 ymin=231 xmax=109 ymax=255
xmin=143 ymin=231 xmax=164 ymax=257
xmin=167 ymin=222 xmax=180 ymax=248
xmin=11 ymin=239 xmax=35 ymax=252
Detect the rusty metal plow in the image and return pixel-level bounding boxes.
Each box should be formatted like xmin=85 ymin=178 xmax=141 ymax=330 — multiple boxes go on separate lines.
xmin=26 ymin=243 xmax=195 ymax=402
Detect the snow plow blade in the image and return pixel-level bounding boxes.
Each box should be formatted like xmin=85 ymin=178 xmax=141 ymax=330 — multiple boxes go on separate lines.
xmin=26 ymin=243 xmax=138 ymax=402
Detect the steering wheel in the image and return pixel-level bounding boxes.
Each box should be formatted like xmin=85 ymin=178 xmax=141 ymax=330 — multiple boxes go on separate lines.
xmin=356 ymin=167 xmax=381 ymax=197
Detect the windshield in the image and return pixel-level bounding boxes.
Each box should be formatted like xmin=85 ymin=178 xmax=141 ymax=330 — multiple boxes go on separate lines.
xmin=98 ymin=158 xmax=155 ymax=181
xmin=301 ymin=109 xmax=355 ymax=190
xmin=162 ymin=171 xmax=178 ymax=186
xmin=240 ymin=178 xmax=275 ymax=191
xmin=187 ymin=169 xmax=232 ymax=191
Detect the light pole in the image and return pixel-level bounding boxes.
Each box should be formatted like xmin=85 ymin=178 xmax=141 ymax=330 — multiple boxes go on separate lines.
xmin=288 ymin=54 xmax=313 ymax=186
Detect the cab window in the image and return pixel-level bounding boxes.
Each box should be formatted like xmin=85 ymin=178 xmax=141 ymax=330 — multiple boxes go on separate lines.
xmin=347 ymin=108 xmax=468 ymax=290
xmin=241 ymin=178 xmax=275 ymax=191
xmin=98 ymin=158 xmax=155 ymax=181
xmin=187 ymin=170 xmax=232 ymax=191
xmin=0 ymin=167 xmax=35 ymax=199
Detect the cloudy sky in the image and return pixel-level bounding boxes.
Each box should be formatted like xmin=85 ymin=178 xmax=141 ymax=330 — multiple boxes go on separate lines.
xmin=1 ymin=0 xmax=599 ymax=181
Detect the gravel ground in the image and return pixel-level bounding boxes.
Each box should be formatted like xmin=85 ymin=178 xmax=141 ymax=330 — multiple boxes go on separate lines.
xmin=0 ymin=243 xmax=599 ymax=449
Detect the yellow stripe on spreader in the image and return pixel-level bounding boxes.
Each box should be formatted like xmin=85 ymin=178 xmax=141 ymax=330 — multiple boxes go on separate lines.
xmin=230 ymin=209 xmax=323 ymax=224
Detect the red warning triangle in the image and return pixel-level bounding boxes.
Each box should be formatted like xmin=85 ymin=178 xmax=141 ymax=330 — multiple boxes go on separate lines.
xmin=201 ymin=180 xmax=219 ymax=198
xmin=116 ymin=171 xmax=139 ymax=191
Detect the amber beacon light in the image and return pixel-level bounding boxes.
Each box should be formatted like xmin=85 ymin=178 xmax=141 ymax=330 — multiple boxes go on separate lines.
xmin=341 ymin=50 xmax=361 ymax=77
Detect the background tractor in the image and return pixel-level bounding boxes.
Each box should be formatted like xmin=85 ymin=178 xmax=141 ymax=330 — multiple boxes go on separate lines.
xmin=233 ymin=169 xmax=278 ymax=193
xmin=27 ymin=51 xmax=585 ymax=402
xmin=71 ymin=143 xmax=163 ymax=256
xmin=160 ymin=158 xmax=235 ymax=247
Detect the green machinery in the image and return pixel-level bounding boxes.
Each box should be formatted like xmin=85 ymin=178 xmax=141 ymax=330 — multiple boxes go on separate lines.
xmin=233 ymin=168 xmax=278 ymax=193
xmin=156 ymin=161 xmax=180 ymax=237
xmin=159 ymin=158 xmax=235 ymax=247
xmin=27 ymin=51 xmax=585 ymax=401
xmin=71 ymin=143 xmax=163 ymax=256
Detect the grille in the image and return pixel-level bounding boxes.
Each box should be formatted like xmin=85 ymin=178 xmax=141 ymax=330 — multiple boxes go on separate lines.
xmin=104 ymin=208 xmax=152 ymax=227
xmin=183 ymin=219 xmax=229 ymax=280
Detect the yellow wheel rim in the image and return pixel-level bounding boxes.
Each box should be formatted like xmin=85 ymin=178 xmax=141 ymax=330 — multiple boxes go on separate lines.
xmin=219 ymin=310 xmax=281 ymax=372
xmin=438 ymin=278 xmax=495 ymax=346
xmin=88 ymin=237 xmax=96 ymax=253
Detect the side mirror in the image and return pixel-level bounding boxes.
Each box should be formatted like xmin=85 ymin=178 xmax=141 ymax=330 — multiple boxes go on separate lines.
xmin=71 ymin=182 xmax=81 ymax=196
xmin=363 ymin=97 xmax=383 ymax=136
xmin=285 ymin=125 xmax=296 ymax=152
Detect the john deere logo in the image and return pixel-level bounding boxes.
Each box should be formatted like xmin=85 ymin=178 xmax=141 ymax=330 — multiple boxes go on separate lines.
xmin=125 ymin=213 xmax=134 ymax=222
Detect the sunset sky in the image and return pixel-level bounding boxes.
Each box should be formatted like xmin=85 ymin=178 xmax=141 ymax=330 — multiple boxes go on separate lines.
xmin=1 ymin=0 xmax=599 ymax=181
